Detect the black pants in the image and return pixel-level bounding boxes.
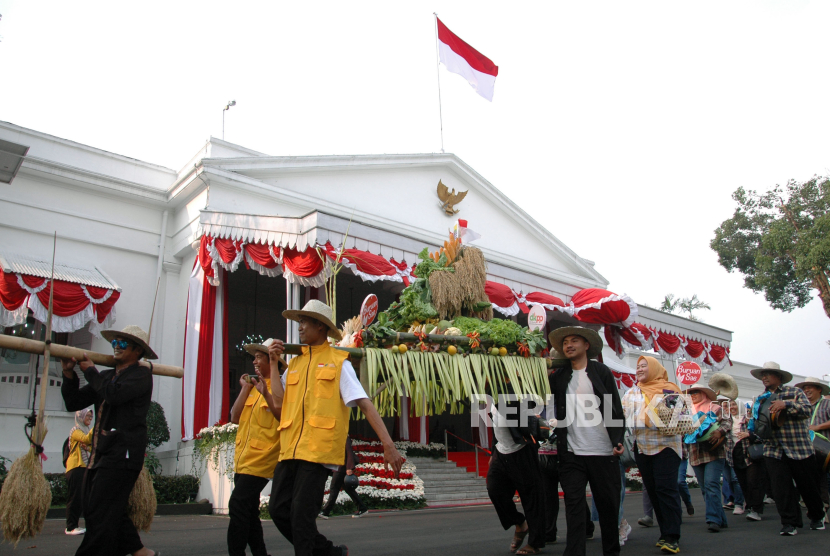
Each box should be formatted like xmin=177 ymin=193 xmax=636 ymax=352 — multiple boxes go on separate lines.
xmin=269 ymin=459 xmax=341 ymax=556
xmin=635 ymin=447 xmax=682 ymax=543
xmin=74 ymin=467 xmax=142 ymax=556
xmin=559 ymin=451 xmax=621 ymax=556
xmin=321 ymin=471 xmax=365 ymax=515
xmin=486 ymin=446 xmax=546 ymax=550
xmin=765 ymin=454 xmax=825 ymax=527
xmin=228 ymin=473 xmax=270 ymax=556
xmin=733 ymin=460 xmax=766 ymax=513
xmin=539 ymin=456 xmax=593 ymax=542
xmin=66 ymin=467 xmax=85 ymax=531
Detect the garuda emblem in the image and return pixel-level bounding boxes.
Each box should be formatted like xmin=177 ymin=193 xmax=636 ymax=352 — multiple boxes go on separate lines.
xmin=437 ymin=180 xmax=468 ymax=216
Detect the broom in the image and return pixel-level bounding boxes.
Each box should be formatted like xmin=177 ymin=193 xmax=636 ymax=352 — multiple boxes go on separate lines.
xmin=0 ymin=233 xmax=58 ymax=546
xmin=126 ymin=277 xmax=161 ymax=531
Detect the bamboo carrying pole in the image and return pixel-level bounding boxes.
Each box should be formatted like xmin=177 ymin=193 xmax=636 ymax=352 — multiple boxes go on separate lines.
xmin=33 ymin=234 xmax=57 ymax=446
xmin=0 ymin=335 xmax=184 ymax=378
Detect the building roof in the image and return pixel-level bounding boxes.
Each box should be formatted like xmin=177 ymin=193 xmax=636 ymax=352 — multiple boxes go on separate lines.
xmin=0 ymin=252 xmax=120 ymax=291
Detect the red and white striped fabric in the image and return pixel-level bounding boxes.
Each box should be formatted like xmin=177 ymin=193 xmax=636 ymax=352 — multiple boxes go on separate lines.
xmin=567 ymin=288 xmax=637 ymax=328
xmin=324 ymin=244 xmax=402 ymax=284
xmin=437 ymin=17 xmax=499 ymax=101
xmin=182 ymin=247 xmax=230 ymax=441
xmin=485 ymin=281 xmax=519 ymax=316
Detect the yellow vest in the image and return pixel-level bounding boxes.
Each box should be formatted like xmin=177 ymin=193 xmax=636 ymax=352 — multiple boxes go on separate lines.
xmin=278 ymin=343 xmax=350 ymax=466
xmin=66 ymin=429 xmax=93 ymax=472
xmin=234 ymin=378 xmax=281 ymax=478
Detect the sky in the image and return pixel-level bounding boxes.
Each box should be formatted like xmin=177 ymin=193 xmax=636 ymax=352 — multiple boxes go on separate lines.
xmin=1 ymin=1 xmax=828 ymax=373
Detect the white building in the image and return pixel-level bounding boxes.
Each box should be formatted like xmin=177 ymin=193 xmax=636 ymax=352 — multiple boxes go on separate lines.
xmin=0 ymin=121 xmax=814 ymax=483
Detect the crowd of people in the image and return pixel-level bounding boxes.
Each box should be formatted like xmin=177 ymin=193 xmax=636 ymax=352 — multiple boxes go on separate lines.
xmin=485 ymin=325 xmax=829 ymax=556
xmin=55 ymin=303 xmax=829 ymax=556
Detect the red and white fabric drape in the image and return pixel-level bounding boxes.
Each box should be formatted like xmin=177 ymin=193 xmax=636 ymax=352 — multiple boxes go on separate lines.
xmin=605 ymin=322 xmax=731 ymax=370
xmin=182 ymin=237 xmax=230 ymax=441
xmin=398 ymin=396 xmax=429 ymax=444
xmin=0 ymin=267 xmax=120 ymax=337
xmin=485 ymin=281 xmax=568 ymax=317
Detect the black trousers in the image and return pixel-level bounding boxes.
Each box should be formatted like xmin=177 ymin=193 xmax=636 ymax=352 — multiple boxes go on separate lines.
xmin=559 ymin=451 xmax=621 ymax=556
xmin=228 ymin=473 xmax=270 ymax=556
xmin=321 ymin=471 xmax=365 ymax=515
xmin=539 ymin=457 xmax=593 ymax=542
xmin=65 ymin=467 xmax=85 ymax=531
xmin=269 ymin=459 xmax=341 ymax=556
xmin=765 ymin=454 xmax=825 ymax=527
xmin=635 ymin=447 xmax=682 ymax=543
xmin=733 ymin=460 xmax=767 ymax=513
xmin=74 ymin=467 xmax=142 ymax=556
xmin=486 ymin=445 xmax=546 ymax=550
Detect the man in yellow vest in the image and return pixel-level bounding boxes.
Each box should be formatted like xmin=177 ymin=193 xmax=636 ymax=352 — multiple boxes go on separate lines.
xmin=267 ymin=300 xmax=403 ymax=556
xmin=227 ymin=338 xmax=285 ymax=556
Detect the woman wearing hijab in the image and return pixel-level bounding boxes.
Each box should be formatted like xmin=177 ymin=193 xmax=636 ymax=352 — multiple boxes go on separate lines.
xmin=622 ymin=356 xmax=683 ymax=554
xmin=65 ymin=408 xmax=94 ymax=535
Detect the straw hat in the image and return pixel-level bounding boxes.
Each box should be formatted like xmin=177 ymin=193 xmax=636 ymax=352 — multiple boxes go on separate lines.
xmin=283 ymin=300 xmax=343 ymax=341
xmin=243 ymin=338 xmax=288 ymax=369
xmin=794 ymin=376 xmax=830 ymax=396
xmin=750 ymin=361 xmax=793 ymax=384
xmin=101 ymin=325 xmax=158 ymax=360
xmin=548 ymin=326 xmax=603 ymax=359
xmin=682 ymin=385 xmax=718 ymax=401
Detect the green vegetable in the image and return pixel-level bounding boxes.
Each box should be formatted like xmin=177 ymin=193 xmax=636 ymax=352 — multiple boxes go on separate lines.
xmin=414 ymin=247 xmax=454 ymax=281
xmin=452 ymin=317 xmax=525 ymax=347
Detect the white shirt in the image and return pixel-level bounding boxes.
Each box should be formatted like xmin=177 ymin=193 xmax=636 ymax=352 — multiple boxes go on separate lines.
xmin=281 ymin=359 xmax=367 ymax=407
xmin=492 ymin=406 xmax=525 ymax=455
xmin=566 ymin=367 xmax=613 ymax=456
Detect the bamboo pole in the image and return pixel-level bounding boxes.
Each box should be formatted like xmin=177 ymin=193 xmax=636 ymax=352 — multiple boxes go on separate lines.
xmin=0 ymin=335 xmax=184 ymax=378
xmin=34 ymin=234 xmax=57 ymax=446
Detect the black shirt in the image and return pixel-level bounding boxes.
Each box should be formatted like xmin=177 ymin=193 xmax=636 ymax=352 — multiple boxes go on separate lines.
xmin=61 ymin=363 xmax=153 ymax=471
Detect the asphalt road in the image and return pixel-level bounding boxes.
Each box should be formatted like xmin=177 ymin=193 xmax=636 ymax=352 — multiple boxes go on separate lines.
xmin=2 ymin=493 xmax=827 ymax=556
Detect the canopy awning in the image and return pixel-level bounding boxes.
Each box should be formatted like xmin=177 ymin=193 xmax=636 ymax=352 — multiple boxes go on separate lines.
xmin=0 ymin=253 xmax=121 ymax=337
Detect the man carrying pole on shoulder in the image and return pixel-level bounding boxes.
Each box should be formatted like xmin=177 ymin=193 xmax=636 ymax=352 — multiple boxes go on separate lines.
xmin=227 ymin=338 xmax=285 ymax=556
xmin=267 ymin=300 xmax=403 ymax=556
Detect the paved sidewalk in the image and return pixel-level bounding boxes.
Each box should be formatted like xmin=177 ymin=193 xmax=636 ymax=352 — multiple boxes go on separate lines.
xmin=2 ymin=493 xmax=826 ymax=556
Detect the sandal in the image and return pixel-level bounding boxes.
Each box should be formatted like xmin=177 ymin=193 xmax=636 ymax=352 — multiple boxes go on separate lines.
xmin=516 ymin=547 xmax=541 ymax=555
xmin=510 ymin=527 xmax=529 ymax=553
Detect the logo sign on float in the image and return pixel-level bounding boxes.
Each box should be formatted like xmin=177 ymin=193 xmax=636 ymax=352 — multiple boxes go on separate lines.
xmin=676 ymin=361 xmax=702 ymax=385
xmin=527 ymin=305 xmax=547 ymax=332
xmin=360 ymin=294 xmax=379 ymax=327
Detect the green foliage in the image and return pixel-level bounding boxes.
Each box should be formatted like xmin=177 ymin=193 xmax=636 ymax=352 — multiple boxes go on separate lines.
xmin=414 ymin=247 xmax=453 ymax=280
xmin=44 ymin=474 xmax=70 ymax=506
xmin=711 ymin=177 xmax=830 ymax=316
xmin=152 ymin=475 xmax=200 ymax=504
xmin=144 ymin=451 xmax=162 ymax=476
xmin=147 ymin=401 xmax=171 ymax=449
xmin=453 ymin=317 xmax=525 ymax=346
xmin=658 ymin=294 xmax=711 ymax=321
xmin=380 ymin=279 xmax=439 ymax=331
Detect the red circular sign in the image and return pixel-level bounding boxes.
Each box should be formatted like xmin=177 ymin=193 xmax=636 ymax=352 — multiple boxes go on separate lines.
xmin=676 ymin=361 xmax=702 ymax=385
xmin=360 ymin=294 xmax=379 ymax=327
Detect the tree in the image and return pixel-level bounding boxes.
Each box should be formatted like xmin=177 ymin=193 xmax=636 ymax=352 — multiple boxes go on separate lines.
xmin=711 ymin=176 xmax=830 ymax=319
xmin=658 ymin=294 xmax=711 ymax=321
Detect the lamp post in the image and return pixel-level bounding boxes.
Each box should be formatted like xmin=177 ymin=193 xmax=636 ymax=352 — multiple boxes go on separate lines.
xmin=222 ymin=100 xmax=236 ymax=140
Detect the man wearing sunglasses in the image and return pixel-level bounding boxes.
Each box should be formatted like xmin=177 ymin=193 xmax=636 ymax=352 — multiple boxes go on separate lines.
xmin=61 ymin=325 xmax=159 ymax=556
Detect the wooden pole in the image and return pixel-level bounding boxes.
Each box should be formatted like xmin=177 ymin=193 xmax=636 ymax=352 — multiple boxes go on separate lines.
xmin=34 ymin=234 xmax=57 ymax=445
xmin=0 ymin=335 xmax=184 ymax=378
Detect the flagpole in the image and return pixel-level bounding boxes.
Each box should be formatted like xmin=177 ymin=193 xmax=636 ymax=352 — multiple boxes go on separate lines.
xmin=433 ymin=12 xmax=445 ymax=154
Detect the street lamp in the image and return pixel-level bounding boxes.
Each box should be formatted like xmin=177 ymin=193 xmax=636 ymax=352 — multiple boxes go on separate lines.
xmin=222 ymin=100 xmax=236 ymax=140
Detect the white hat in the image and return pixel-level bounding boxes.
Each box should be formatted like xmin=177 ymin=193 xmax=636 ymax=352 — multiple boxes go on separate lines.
xmin=282 ymin=300 xmax=343 ymax=341
xmin=101 ymin=325 xmax=158 ymax=360
xmin=243 ymin=338 xmax=287 ymax=369
xmin=750 ymin=361 xmax=793 ymax=384
xmin=794 ymin=377 xmax=830 ymax=396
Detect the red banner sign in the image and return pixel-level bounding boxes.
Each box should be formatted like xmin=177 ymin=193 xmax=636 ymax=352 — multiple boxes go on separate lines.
xmin=360 ymin=294 xmax=379 ymax=327
xmin=676 ymin=361 xmax=702 ymax=385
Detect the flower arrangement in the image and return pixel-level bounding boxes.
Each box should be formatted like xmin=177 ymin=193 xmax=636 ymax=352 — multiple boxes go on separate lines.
xmin=192 ymin=421 xmax=238 ymax=480
xmin=351 ymin=439 xmax=445 ymax=459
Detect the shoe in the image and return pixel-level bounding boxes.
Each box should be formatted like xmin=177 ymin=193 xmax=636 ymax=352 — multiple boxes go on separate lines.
xmin=618 ymin=536 xmax=625 ymax=547
xmin=352 ymin=509 xmax=368 ymax=518
xmin=65 ymin=528 xmax=86 ymax=535
xmin=545 ymin=536 xmax=558 ymax=544
xmin=586 ymin=531 xmax=594 ymax=540
xmin=655 ymin=538 xmax=667 ymax=548
xmin=638 ymin=515 xmax=654 ymax=527
xmin=810 ymin=519 xmax=826 ymax=530
xmin=780 ymin=525 xmax=797 ymax=536
xmin=733 ymin=505 xmax=745 ymax=516
xmin=764 ymin=496 xmax=774 ymax=505
xmin=707 ymin=523 xmax=720 ymax=533
xmin=618 ymin=519 xmax=631 ymax=543
xmin=318 ymin=512 xmax=329 ymax=520
xmin=723 ymin=502 xmax=734 ymax=510
xmin=685 ymin=502 xmax=695 ymax=516
xmin=746 ymin=511 xmax=762 ymax=521
xmin=661 ymin=542 xmax=680 ymax=554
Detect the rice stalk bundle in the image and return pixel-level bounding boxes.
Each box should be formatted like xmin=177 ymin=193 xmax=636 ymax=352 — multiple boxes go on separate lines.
xmin=428 ymin=270 xmax=463 ymax=320
xmin=454 ymin=247 xmax=487 ymax=300
xmin=0 ymin=448 xmax=52 ymax=546
xmin=128 ymin=467 xmax=157 ymax=532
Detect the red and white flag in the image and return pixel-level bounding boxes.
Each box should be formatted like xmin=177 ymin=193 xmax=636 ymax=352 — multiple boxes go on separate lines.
xmin=437 ymin=18 xmax=499 ymax=101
